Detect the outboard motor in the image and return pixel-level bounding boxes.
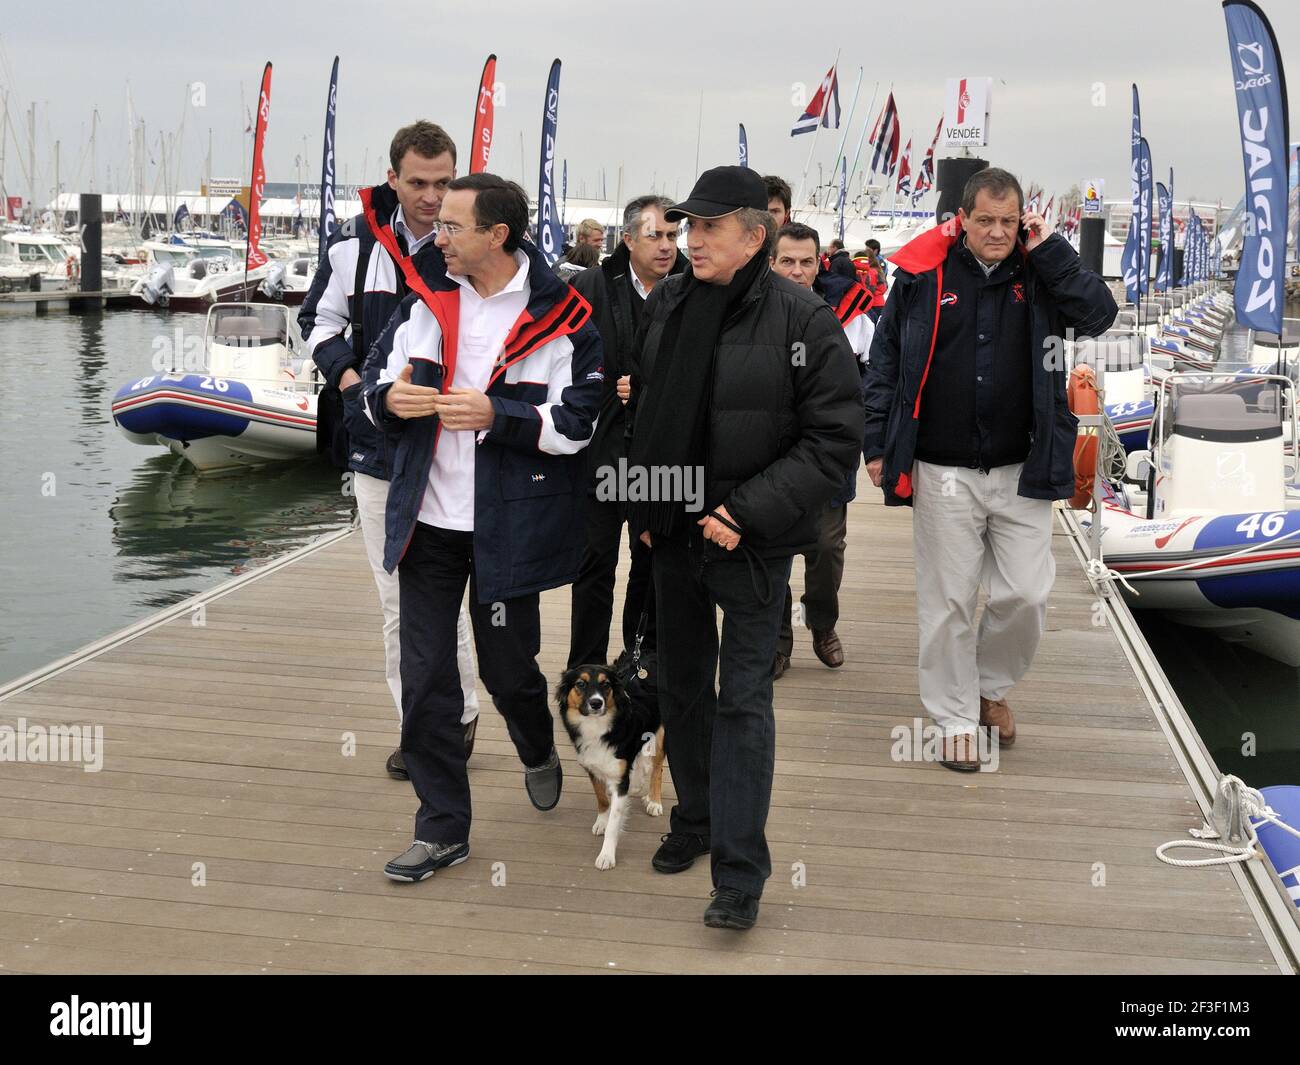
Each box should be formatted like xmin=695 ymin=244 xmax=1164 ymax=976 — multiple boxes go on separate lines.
xmin=138 ymin=262 xmax=175 ymax=306
xmin=258 ymin=260 xmax=287 ymax=301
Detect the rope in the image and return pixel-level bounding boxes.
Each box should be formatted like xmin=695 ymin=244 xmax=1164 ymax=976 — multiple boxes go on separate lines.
xmin=1086 ymin=527 xmax=1300 ymax=595
xmin=1157 ymin=775 xmax=1300 ymax=868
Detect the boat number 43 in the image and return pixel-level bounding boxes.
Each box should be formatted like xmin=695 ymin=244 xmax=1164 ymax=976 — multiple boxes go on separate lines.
xmin=1236 ymin=512 xmax=1288 ymax=538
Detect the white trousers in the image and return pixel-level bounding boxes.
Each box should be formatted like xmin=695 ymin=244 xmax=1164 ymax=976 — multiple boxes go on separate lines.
xmin=353 ymin=471 xmax=479 ymax=725
xmin=911 ymin=461 xmax=1055 ymax=735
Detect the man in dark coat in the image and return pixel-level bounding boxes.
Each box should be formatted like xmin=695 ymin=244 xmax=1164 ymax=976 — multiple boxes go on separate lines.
xmin=863 ymin=167 xmax=1117 ymax=770
xmin=567 ymin=195 xmax=686 ymax=668
xmin=625 ymin=167 xmax=864 ymax=929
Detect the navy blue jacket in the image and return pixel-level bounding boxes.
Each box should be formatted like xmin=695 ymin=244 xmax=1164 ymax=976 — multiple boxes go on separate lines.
xmin=863 ymin=223 xmax=1117 ymax=506
xmin=299 ymin=183 xmax=441 ymax=478
xmin=363 ymin=239 xmax=605 ymax=603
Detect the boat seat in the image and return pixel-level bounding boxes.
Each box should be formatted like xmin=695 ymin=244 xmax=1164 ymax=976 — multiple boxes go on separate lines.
xmin=1174 ymin=393 xmax=1280 ymax=437
xmin=218 ymin=316 xmax=281 ymax=340
xmin=1074 ymin=333 xmax=1141 ymax=372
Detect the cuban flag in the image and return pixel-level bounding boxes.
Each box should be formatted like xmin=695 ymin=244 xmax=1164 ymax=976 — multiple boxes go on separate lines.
xmin=868 ymin=92 xmax=899 ymax=179
xmin=895 ymin=138 xmax=913 ymax=197
xmin=791 ymin=64 xmax=840 ymax=136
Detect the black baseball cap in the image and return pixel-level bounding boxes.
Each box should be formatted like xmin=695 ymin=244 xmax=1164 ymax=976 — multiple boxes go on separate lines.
xmin=665 ymin=165 xmax=768 ymax=221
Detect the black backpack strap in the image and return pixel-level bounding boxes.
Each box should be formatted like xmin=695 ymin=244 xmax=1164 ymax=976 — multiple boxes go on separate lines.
xmin=350 ymin=233 xmax=374 ymax=364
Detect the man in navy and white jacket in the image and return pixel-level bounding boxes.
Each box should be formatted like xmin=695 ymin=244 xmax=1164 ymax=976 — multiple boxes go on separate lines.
xmin=364 ymin=173 xmax=604 ymax=883
xmin=298 ymin=121 xmax=480 ymax=782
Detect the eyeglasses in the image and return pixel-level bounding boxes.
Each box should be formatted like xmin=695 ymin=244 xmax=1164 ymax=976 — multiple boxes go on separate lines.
xmin=432 ymin=221 xmax=493 ymax=238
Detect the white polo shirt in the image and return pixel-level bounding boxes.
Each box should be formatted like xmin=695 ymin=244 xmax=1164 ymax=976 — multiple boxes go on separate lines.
xmin=392 ymin=204 xmax=437 ymax=256
xmin=418 ymin=249 xmax=531 ymax=531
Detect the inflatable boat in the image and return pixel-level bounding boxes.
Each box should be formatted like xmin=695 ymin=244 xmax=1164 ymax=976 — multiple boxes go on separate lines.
xmin=111 ymin=304 xmax=321 ymax=471
xmin=1077 ymin=370 xmax=1300 ymax=666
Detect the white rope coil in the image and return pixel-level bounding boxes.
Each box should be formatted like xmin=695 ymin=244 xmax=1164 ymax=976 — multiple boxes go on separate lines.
xmin=1157 ymin=775 xmax=1300 ymax=869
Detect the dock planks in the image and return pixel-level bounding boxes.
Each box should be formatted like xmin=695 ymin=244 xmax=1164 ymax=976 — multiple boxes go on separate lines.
xmin=0 ymin=489 xmax=1280 ymax=974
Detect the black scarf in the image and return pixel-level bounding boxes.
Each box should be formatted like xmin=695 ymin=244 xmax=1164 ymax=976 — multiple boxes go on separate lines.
xmin=627 ymin=248 xmax=767 ymax=539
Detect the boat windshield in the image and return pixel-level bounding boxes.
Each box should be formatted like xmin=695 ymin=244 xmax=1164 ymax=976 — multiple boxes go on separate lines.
xmin=1162 ymin=377 xmax=1285 ymax=444
xmin=16 ymin=242 xmax=61 ymax=263
xmin=210 ymin=305 xmax=289 ymax=347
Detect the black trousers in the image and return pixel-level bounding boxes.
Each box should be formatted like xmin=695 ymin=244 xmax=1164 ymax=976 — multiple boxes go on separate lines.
xmin=568 ymin=494 xmax=656 ymax=668
xmin=652 ymin=535 xmax=792 ymax=898
xmin=778 ymin=503 xmax=848 ymax=656
xmin=398 ymin=522 xmax=555 ymax=843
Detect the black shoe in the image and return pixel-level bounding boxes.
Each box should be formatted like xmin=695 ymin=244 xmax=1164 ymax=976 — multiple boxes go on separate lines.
xmin=463 ymin=716 xmax=478 ymax=760
xmin=651 ymin=832 xmax=710 ymax=874
xmin=386 ymin=747 xmax=408 ymax=780
xmin=383 ymin=840 xmax=469 ymax=882
xmin=772 ymin=651 xmax=790 ymax=680
xmin=524 ymin=746 xmax=562 ymax=811
xmin=704 ymin=886 xmax=759 ymax=929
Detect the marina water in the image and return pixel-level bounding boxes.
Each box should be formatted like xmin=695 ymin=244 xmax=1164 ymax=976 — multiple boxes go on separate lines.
xmin=0 ymin=309 xmax=353 ymax=684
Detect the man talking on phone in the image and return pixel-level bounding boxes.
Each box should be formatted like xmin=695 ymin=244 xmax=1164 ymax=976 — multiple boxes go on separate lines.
xmin=862 ymin=168 xmax=1116 ymax=770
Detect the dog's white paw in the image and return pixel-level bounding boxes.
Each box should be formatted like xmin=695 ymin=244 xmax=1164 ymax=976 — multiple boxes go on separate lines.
xmin=594 ymin=849 xmax=616 ymax=870
xmin=592 ymin=812 xmax=608 ymax=836
xmin=643 ymin=797 xmax=663 ymax=817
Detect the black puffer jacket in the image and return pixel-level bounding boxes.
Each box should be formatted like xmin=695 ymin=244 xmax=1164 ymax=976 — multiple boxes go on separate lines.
xmin=627 ymin=260 xmax=864 ymax=559
xmin=571 ymin=242 xmax=687 ymax=487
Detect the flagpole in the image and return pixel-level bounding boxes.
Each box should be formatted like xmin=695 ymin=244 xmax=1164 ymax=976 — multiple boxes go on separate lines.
xmin=845 ymin=81 xmax=879 ymax=211
xmin=821 ymin=65 xmax=862 ymax=210
xmin=863 ymin=83 xmax=895 ymax=220
xmin=865 ymin=82 xmax=894 ymax=189
xmin=693 ymin=90 xmax=703 ymax=178
xmin=793 ymin=48 xmax=840 ymax=217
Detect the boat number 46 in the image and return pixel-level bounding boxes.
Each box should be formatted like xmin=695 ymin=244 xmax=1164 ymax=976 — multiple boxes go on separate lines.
xmin=1236 ymin=512 xmax=1287 ymax=538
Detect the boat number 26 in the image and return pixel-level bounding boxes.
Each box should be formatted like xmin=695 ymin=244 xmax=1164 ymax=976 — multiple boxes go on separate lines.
xmin=128 ymin=375 xmax=229 ymax=393
xmin=1236 ymin=512 xmax=1288 ymax=538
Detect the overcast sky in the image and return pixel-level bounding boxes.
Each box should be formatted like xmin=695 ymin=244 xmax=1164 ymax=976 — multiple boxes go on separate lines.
xmin=1 ymin=0 xmax=1296 ymax=212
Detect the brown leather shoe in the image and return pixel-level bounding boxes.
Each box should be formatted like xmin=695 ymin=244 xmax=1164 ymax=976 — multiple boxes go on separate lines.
xmin=772 ymin=651 xmax=790 ymax=680
xmin=940 ymin=732 xmax=980 ymax=772
xmin=386 ymin=747 xmax=408 ymax=780
xmin=811 ymin=628 xmax=845 ymax=668
xmin=979 ymin=696 xmax=1016 ymax=747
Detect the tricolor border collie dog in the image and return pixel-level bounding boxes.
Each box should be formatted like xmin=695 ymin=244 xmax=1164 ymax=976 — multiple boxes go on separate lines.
xmin=555 ymin=664 xmax=666 ymax=869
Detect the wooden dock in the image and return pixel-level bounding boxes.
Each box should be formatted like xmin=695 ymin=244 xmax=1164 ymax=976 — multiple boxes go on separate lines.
xmin=0 ymin=288 xmax=134 ymax=312
xmin=0 ymin=489 xmax=1292 ymax=974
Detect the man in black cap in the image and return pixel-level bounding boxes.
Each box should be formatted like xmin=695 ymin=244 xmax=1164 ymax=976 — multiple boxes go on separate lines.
xmin=625 ymin=166 xmax=863 ymax=929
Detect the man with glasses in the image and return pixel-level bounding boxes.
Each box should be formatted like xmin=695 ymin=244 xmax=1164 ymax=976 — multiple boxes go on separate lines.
xmin=299 ymin=121 xmax=480 ymax=781
xmin=567 ymin=195 xmax=686 ymax=670
xmin=364 ymin=173 xmax=604 ymax=882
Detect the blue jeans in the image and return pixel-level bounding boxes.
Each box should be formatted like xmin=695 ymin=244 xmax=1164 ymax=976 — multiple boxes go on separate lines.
xmin=652 ymin=535 xmax=792 ymax=898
